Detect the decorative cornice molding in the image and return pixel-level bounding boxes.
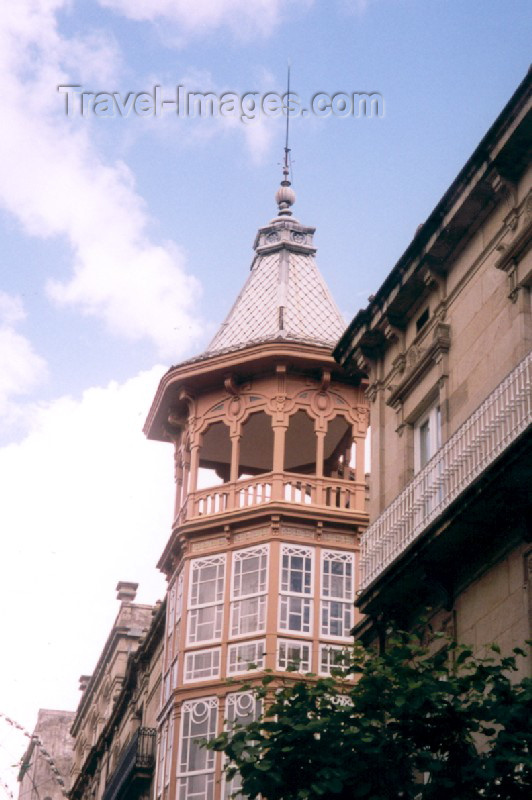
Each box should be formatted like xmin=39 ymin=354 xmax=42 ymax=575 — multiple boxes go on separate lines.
xmin=386 ymin=323 xmax=451 ymax=408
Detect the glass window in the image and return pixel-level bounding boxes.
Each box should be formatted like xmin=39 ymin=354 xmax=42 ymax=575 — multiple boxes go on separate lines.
xmin=231 ymin=545 xmax=268 ymax=637
xmin=227 ymin=640 xmax=266 ymax=675
xmin=279 ymin=545 xmax=313 ymax=634
xmin=223 ymin=692 xmax=262 ymax=800
xmin=319 ymin=644 xmax=349 ymax=676
xmin=163 ymin=669 xmax=171 ymax=703
xmin=414 ymin=403 xmax=441 ymax=472
xmin=178 ymin=698 xmax=218 ymax=800
xmin=165 ymin=715 xmax=174 ymax=787
xmin=277 ymin=639 xmax=311 ymax=672
xmin=167 ymin=582 xmax=176 ymax=635
xmin=184 ymin=648 xmax=221 ymax=683
xmin=320 ymin=550 xmax=354 ymax=639
xmin=156 ymin=720 xmax=167 ymax=798
xmin=187 ymin=555 xmax=225 ymax=644
xmin=171 ymin=655 xmax=179 ymax=690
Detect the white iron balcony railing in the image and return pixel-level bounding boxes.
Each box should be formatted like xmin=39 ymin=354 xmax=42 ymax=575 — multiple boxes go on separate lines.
xmin=360 ymin=351 xmax=532 ymax=592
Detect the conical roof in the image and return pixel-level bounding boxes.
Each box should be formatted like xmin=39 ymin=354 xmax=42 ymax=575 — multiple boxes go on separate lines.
xmin=206 ymin=191 xmax=345 ymax=355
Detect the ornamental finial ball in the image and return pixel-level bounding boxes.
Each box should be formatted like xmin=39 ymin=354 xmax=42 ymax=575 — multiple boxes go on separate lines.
xmin=275 ymin=181 xmax=296 ymax=216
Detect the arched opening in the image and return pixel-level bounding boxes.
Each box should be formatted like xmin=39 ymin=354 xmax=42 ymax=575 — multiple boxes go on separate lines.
xmin=284 ymin=409 xmax=316 ymax=474
xmin=239 ymin=412 xmax=273 ymax=478
xmin=323 ymin=415 xmax=353 ymax=478
xmin=198 ymin=421 xmax=231 ymax=487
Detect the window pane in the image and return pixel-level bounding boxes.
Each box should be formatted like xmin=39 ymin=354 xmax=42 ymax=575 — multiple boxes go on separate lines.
xmin=190 ymin=556 xmax=225 ymax=607
xmin=179 ymin=698 xmax=217 ymax=780
xmin=231 ymin=596 xmax=266 ymax=636
xmin=184 ymin=648 xmax=221 ymax=682
xmin=319 ymin=644 xmax=348 ymax=676
xmin=227 ymin=640 xmax=266 ymax=675
xmin=224 ymin=693 xmax=262 ymax=800
xmin=188 ymin=605 xmax=223 ymax=644
xmin=419 ymin=419 xmax=430 ymax=468
xmin=277 ymin=640 xmax=311 ymax=672
xmin=280 ymin=595 xmax=311 ymax=633
xmin=231 ymin=546 xmax=268 ymax=637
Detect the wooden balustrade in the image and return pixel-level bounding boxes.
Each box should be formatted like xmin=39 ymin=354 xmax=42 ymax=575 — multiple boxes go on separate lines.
xmin=173 ymin=471 xmax=367 ymax=525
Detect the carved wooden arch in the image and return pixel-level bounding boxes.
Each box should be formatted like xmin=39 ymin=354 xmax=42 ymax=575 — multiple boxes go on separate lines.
xmin=196 ymin=392 xmax=274 ymax=441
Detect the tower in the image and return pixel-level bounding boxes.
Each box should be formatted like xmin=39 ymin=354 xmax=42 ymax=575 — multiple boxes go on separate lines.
xmin=144 ymin=177 xmax=369 ymax=800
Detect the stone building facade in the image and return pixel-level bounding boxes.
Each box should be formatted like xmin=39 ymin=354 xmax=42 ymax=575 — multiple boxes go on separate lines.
xmin=68 ymin=583 xmax=165 ymax=800
xmin=335 ymin=69 xmax=532 ymax=672
xmin=18 ymin=709 xmax=75 ymax=800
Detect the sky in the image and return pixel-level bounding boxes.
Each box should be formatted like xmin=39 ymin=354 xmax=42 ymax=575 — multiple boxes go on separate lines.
xmin=0 ymin=0 xmax=530 ymax=791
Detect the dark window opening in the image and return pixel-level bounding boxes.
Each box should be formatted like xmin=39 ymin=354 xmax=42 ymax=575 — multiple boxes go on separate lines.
xmin=284 ymin=410 xmax=316 ymax=475
xmin=416 ymin=307 xmax=429 ymax=333
xmin=239 ymin=412 xmax=274 ymax=478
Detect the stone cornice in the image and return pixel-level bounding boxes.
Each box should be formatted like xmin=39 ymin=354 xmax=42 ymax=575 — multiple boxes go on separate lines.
xmin=386 ymin=323 xmax=451 ymax=409
xmin=334 ymin=69 xmax=531 ymax=371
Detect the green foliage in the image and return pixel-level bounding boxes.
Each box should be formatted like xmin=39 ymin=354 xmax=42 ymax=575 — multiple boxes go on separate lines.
xmin=206 ymin=628 xmax=531 ymax=800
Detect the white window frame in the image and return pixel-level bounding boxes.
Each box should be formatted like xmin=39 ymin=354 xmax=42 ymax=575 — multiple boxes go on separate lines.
xmin=223 ymin=692 xmax=262 ymax=800
xmin=320 ymin=550 xmax=354 ymax=640
xmin=414 ymin=402 xmax=441 ymax=473
xmin=183 ymin=647 xmax=221 ymax=683
xmin=279 ymin=544 xmax=314 ymax=634
xmin=177 ymin=697 xmax=218 ymax=800
xmin=227 ymin=639 xmax=266 ymax=676
xmin=230 ymin=544 xmax=269 ymax=638
xmin=319 ymin=644 xmax=350 ymax=676
xmin=187 ymin=555 xmax=226 ymax=645
xmin=156 ymin=719 xmax=168 ymax=798
xmin=164 ymin=714 xmax=174 ymax=787
xmin=163 ymin=668 xmax=171 ymax=704
xmin=171 ymin=654 xmax=179 ymax=691
xmin=277 ymin=639 xmax=312 ymax=672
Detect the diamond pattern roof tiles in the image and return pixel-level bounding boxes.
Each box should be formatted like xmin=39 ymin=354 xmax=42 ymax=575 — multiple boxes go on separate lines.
xmin=206 ymin=221 xmax=345 ymax=355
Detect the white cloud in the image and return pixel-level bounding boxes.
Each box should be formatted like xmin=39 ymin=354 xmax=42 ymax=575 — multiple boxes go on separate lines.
xmin=98 ymin=0 xmax=299 ymax=37
xmin=0 ymin=1 xmax=204 ymax=359
xmin=0 ymin=367 xmax=173 ymax=744
xmin=0 ymin=292 xmax=48 ymax=420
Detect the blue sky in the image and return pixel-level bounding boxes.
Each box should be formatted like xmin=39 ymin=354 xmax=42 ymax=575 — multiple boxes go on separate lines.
xmin=0 ymin=0 xmax=530 ymax=787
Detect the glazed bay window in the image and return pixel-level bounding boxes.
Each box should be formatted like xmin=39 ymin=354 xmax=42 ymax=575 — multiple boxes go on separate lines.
xmin=277 ymin=639 xmax=311 ymax=672
xmin=320 ymin=550 xmax=354 ymax=639
xmin=230 ymin=545 xmax=268 ymax=637
xmin=187 ymin=555 xmax=225 ymax=644
xmin=279 ymin=544 xmax=313 ymax=634
xmin=227 ymin=639 xmax=266 ymax=675
xmin=223 ymin=692 xmax=262 ymax=800
xmin=178 ymin=697 xmax=218 ymax=800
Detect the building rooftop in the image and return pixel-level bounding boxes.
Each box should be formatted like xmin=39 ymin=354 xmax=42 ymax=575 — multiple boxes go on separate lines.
xmin=206 ymin=183 xmax=345 ymax=355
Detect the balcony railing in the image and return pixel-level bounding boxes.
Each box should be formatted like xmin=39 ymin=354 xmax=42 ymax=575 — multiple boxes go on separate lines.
xmin=176 ymin=472 xmax=367 ymax=525
xmin=360 ymin=351 xmax=532 ymax=592
xmin=102 ymin=728 xmax=156 ymax=800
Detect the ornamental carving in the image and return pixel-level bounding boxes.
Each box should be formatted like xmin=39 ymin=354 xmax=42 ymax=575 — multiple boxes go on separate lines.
xmin=291 ymin=231 xmax=306 ymax=243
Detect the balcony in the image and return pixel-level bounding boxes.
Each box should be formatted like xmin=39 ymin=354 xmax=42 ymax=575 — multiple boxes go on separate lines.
xmin=102 ymin=728 xmax=156 ymax=800
xmin=360 ymin=351 xmax=532 ymax=592
xmin=175 ymin=472 xmax=367 ymax=525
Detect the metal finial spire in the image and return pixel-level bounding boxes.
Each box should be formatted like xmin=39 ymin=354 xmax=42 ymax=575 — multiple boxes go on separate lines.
xmin=275 ymin=61 xmax=296 ymax=216
xmin=283 ymin=62 xmax=291 ymax=182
